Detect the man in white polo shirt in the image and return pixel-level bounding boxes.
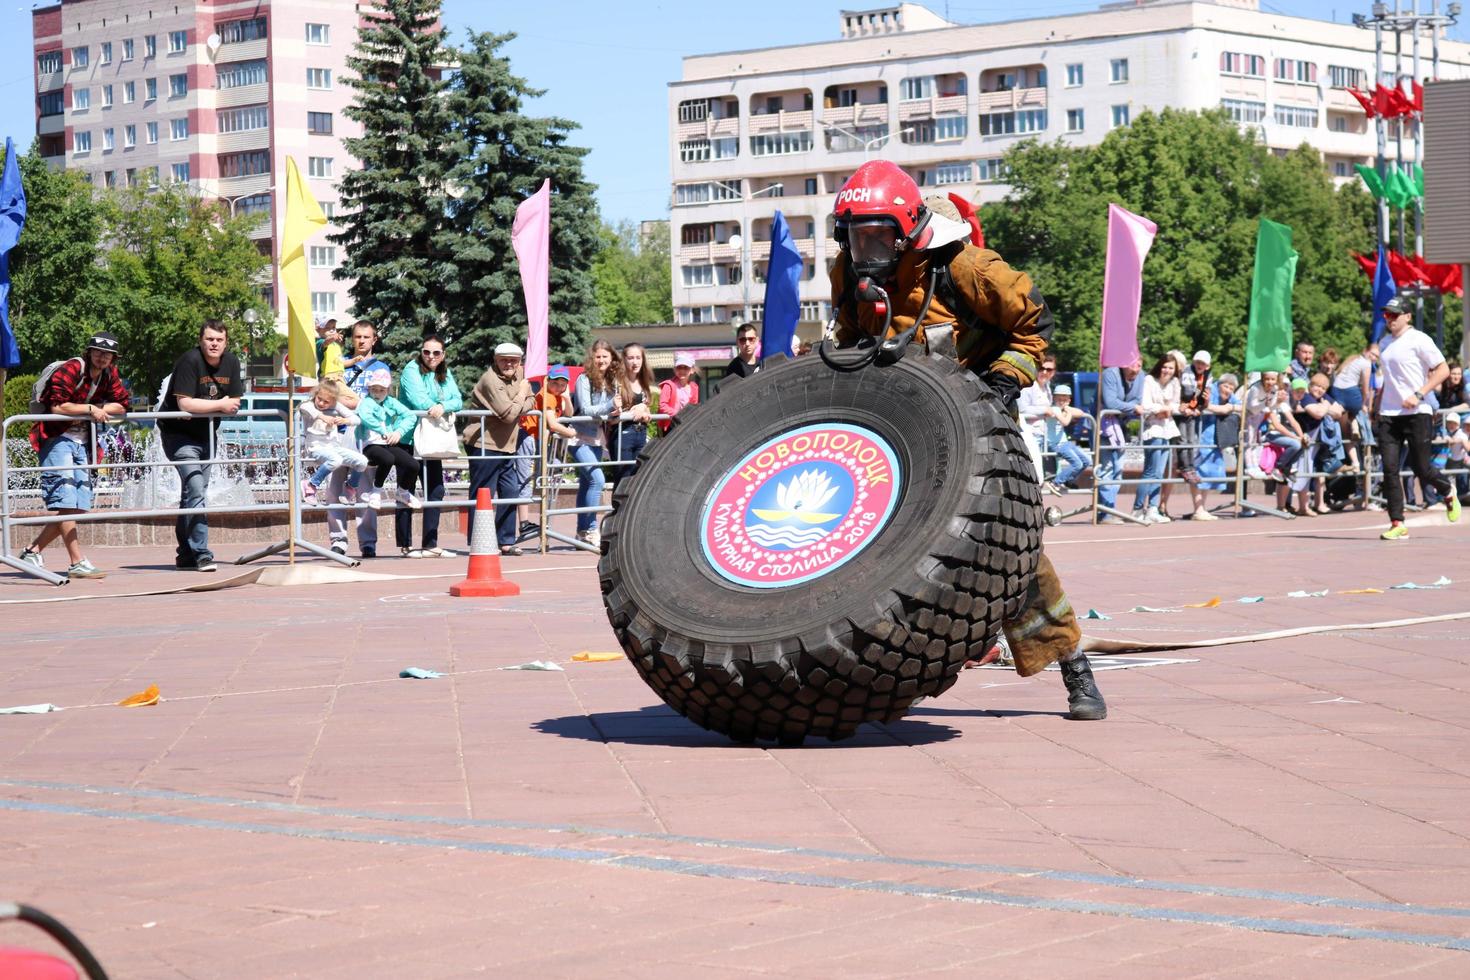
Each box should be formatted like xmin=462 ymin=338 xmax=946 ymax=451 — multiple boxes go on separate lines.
xmin=1374 ymin=293 xmax=1460 ymax=539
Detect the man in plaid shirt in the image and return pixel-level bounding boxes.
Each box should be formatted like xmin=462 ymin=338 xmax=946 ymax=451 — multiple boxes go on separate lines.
xmin=19 ymin=332 xmax=130 ymax=579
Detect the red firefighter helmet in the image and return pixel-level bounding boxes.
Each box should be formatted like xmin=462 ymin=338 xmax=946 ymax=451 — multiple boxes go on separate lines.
xmin=832 ymin=160 xmax=931 ymax=281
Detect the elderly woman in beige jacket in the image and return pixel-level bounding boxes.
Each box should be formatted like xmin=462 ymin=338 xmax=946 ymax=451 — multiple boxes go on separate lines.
xmin=463 ymin=342 xmax=537 ymax=555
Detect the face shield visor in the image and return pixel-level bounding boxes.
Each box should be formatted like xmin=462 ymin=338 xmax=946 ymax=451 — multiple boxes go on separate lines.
xmin=846 ymin=218 xmax=903 ymax=282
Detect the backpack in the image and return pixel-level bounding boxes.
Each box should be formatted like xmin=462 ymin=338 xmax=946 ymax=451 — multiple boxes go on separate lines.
xmin=29 ymin=358 xmax=85 ymax=415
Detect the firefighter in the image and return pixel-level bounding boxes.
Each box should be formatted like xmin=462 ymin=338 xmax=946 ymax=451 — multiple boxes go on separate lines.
xmin=830 ymin=160 xmax=1106 ymax=720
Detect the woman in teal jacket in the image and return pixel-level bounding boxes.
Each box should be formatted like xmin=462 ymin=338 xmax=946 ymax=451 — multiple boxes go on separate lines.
xmin=357 ymin=367 xmax=424 ymax=555
xmin=398 ymin=333 xmax=464 ymax=557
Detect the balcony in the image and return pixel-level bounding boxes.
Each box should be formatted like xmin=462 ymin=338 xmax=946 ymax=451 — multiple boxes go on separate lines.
xmin=748 ymin=109 xmax=814 ymax=134
xmin=897 ymin=94 xmax=968 ymax=121
xmin=217 ymin=82 xmax=269 ymax=109
xmin=1220 ymin=75 xmax=1267 ymax=100
xmin=1325 ymin=87 xmax=1367 ymax=114
xmin=675 ymin=114 xmax=739 ymax=141
xmin=749 ymin=237 xmax=816 ymax=262
xmin=678 ymin=240 xmax=742 ymax=264
xmin=975 ymin=87 xmax=1047 ymax=113
xmin=36 ymin=69 xmax=63 ymax=92
xmin=38 ymin=114 xmax=65 ymax=136
xmin=675 ymin=96 xmax=739 ymax=142
xmin=216 ymin=128 xmax=271 ymax=153
xmin=819 ymin=102 xmax=888 ymax=129
xmin=1274 ymin=79 xmax=1321 ymax=106
xmin=216 ymin=38 xmax=268 ymax=64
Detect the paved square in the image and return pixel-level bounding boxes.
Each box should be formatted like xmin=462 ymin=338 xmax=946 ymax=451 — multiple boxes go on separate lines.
xmin=3 ymin=509 xmax=1468 ymax=977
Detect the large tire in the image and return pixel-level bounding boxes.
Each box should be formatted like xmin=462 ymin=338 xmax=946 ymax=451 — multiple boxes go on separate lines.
xmin=598 ymin=351 xmax=1042 ymax=744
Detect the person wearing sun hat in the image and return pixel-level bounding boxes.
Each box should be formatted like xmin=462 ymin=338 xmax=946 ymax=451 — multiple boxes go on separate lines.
xmin=464 ymin=341 xmax=536 ymax=555
xmin=1374 ymin=292 xmax=1460 ymax=539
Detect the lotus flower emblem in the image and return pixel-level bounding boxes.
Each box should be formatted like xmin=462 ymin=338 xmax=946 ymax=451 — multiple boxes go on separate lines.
xmin=751 ymin=468 xmax=841 ymax=524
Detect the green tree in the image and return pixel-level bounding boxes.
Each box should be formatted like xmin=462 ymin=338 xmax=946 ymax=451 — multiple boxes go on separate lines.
xmin=593 ymin=220 xmax=673 ymax=325
xmin=5 ymin=141 xmax=109 ymax=372
xmin=331 ymin=0 xmax=454 ymax=357
xmin=982 ymin=109 xmax=1381 ymax=375
xmin=95 ymin=184 xmax=275 ymax=395
xmin=438 ymin=30 xmax=601 ymax=385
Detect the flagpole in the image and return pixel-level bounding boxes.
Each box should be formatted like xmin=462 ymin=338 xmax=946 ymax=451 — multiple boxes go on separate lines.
xmin=287 ymin=370 xmax=297 ymax=565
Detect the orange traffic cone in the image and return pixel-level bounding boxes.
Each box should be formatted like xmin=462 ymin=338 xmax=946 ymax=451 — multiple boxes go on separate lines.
xmin=449 ymin=488 xmax=521 ymax=597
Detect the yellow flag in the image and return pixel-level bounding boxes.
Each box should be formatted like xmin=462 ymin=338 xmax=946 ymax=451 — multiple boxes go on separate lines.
xmin=281 ymin=156 xmax=327 ymax=379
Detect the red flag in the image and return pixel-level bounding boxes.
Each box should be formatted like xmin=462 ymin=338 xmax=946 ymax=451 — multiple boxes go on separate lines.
xmin=1351 ymin=252 xmax=1377 ymax=279
xmin=1412 ymin=79 xmax=1424 ymax=113
xmin=1414 ymin=255 xmax=1464 ymax=297
xmin=946 ymin=192 xmax=984 ymax=248
xmin=1387 ymin=250 xmax=1423 ymax=285
xmin=1371 ymin=85 xmax=1399 ymax=117
xmin=1347 ymin=87 xmax=1377 ymax=117
xmin=1383 ymin=85 xmax=1415 ymax=117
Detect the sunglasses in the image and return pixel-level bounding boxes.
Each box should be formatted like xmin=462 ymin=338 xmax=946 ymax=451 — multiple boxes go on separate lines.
xmin=421 ymin=349 xmax=443 ymax=356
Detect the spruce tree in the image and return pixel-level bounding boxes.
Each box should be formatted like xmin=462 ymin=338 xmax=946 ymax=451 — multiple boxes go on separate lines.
xmin=331 ymin=0 xmax=453 ymax=362
xmin=437 ymin=31 xmax=601 ymax=387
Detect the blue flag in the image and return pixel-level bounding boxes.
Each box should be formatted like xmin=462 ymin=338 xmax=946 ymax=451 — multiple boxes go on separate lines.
xmin=1 ymin=137 xmax=27 ymax=371
xmin=760 ymin=210 xmax=802 ymax=363
xmin=1369 ymin=244 xmax=1397 ymax=345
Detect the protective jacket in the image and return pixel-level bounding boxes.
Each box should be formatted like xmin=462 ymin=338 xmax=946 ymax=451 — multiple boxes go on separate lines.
xmin=831 ymin=243 xmax=1054 ymax=390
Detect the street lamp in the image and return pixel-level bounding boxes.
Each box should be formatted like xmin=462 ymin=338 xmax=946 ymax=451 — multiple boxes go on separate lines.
xmin=727 ymin=182 xmax=786 ymax=323
xmin=822 ymin=123 xmax=917 ymax=157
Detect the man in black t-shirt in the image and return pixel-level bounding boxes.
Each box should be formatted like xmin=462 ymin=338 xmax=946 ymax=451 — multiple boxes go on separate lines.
xmin=158 ymin=320 xmax=244 ymax=571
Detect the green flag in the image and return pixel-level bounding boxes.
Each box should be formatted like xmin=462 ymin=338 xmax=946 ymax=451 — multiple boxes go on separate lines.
xmin=1385 ymin=167 xmax=1417 ymax=210
xmin=1413 ymin=163 xmax=1425 ymax=198
xmin=1355 ymin=164 xmax=1385 ymax=200
xmin=1245 ymin=219 xmax=1298 ymax=373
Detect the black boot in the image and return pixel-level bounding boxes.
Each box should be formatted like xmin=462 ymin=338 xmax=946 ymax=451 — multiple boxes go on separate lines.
xmin=1059 ymin=655 xmax=1107 ymax=720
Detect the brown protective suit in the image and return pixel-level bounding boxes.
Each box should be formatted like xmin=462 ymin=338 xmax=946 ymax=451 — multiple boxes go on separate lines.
xmin=830 ymin=244 xmax=1081 ymax=677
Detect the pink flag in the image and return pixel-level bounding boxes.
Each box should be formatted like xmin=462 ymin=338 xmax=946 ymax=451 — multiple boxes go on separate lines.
xmin=512 ymin=178 xmax=552 ymax=378
xmin=1098 ymin=203 xmax=1158 ymax=369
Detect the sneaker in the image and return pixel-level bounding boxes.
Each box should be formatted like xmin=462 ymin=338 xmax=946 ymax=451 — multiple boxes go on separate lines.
xmin=1189 ymin=510 xmax=1219 ymax=522
xmin=575 ymin=528 xmax=601 ymax=549
xmin=1131 ymin=508 xmax=1153 ymax=524
xmin=360 ymin=547 xmax=376 ymax=559
xmin=330 ymin=542 xmax=348 ymax=556
xmin=1448 ymin=492 xmax=1462 ymax=524
xmin=1042 ymin=481 xmax=1063 ymax=496
xmin=362 ymin=489 xmax=383 ymax=508
xmin=300 ymin=479 xmax=317 ymax=502
xmin=1381 ymin=523 xmax=1410 ymax=541
xmin=1146 ymin=507 xmax=1171 ymax=524
xmin=425 ymin=546 xmax=457 ymax=558
xmin=400 ymin=548 xmax=429 ymax=559
xmin=339 ymin=483 xmax=359 ymax=505
xmin=1097 ymin=514 xmax=1125 ymax=525
xmin=19 ymin=548 xmax=45 ymax=569
xmin=395 ymin=488 xmax=423 ymax=510
xmin=499 ymin=545 xmax=524 ymax=557
xmin=66 ymin=559 xmax=106 ymax=580
xmin=195 ymin=559 xmax=218 ymax=573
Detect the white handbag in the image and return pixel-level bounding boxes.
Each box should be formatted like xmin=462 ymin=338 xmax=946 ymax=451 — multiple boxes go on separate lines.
xmin=413 ymin=414 xmax=460 ymax=460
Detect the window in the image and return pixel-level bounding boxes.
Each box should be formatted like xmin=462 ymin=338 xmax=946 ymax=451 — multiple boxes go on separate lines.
xmin=1274 ymin=58 xmax=1317 ymax=83
xmin=172 ymin=162 xmax=190 ymax=183
xmin=170 ymin=74 xmax=188 ymax=98
xmin=102 ymin=84 xmax=113 ymax=108
xmin=103 ymin=171 xmax=116 ymax=188
xmin=145 ymin=78 xmax=157 ymax=100
xmin=678 ymin=306 xmax=718 ymax=325
xmin=308 ymin=156 xmax=333 ymax=178
xmin=219 ymin=150 xmax=270 ymax=178
xmin=1223 ymin=52 xmax=1270 ymax=77
xmin=980 ymin=109 xmax=1046 ymax=136
xmin=74 ymin=131 xmax=91 ymax=153
xmin=307 ymin=67 xmax=332 ymax=89
xmin=168 ymin=30 xmax=187 ymax=54
xmin=38 ymin=91 xmax=63 ymax=116
xmin=932 ymin=162 xmax=972 ymax=186
xmin=144 ymin=166 xmax=159 ymax=187
xmin=38 ymin=52 xmax=62 ymax=73
xmin=800 ymin=301 xmax=827 ymax=321
xmin=103 ymin=128 xmax=115 ymax=151
xmin=124 ymin=125 xmax=136 ymax=148
xmin=1328 ymin=65 xmax=1366 ymax=89
xmin=1221 ymin=99 xmax=1267 ymax=123
xmin=100 ymin=42 xmax=112 ymax=65
xmin=935 ymin=115 xmax=968 ymax=141
xmin=71 ymin=46 xmax=89 ymax=68
xmin=307 ymin=111 xmax=333 ymax=135
xmin=305 ymin=23 xmax=330 ymax=44
xmin=123 ymin=81 xmax=135 ymax=104
xmin=146 ymin=121 xmax=158 ymax=144
xmin=679 ymin=139 xmax=710 ymax=163
xmin=682 ymin=264 xmax=714 ymax=287
xmin=122 ymin=39 xmax=134 ymax=62
xmin=749 ymin=131 xmax=814 ymax=156
xmin=144 ymin=35 xmax=156 ymax=58
xmin=218 ymin=60 xmax=267 ymax=89
xmin=311 ymin=291 xmax=336 ymax=314
xmin=236 ymin=193 xmax=271 ymax=216
xmin=218 ymin=105 xmax=268 ymax=132
xmin=1334 ymin=161 xmax=1350 ymax=177
xmin=73 ymin=88 xmax=90 ymax=110
xmin=1066 ymin=63 xmax=1083 ymax=87
xmin=837 ymin=88 xmax=858 ymax=107
xmin=1110 ymin=58 xmax=1129 ymax=83
xmin=170 ymin=118 xmax=189 ymax=140
xmin=309 ymin=246 xmax=336 ymax=268
xmin=673 ymin=180 xmax=741 ymax=205
xmin=1066 ymin=108 xmax=1085 ymax=132
xmin=976 ymin=158 xmax=1009 ymax=183
xmin=1111 ymin=104 xmax=1131 ymax=128
xmin=1331 ymin=114 xmax=1348 ymax=132
xmin=321 ymin=202 xmax=335 ymax=219
xmin=899 ymin=76 xmax=933 ymax=101
xmin=125 ymin=168 xmax=136 ymax=187
xmin=677 ymin=98 xmax=709 ymax=122
xmin=218 ymin=17 xmax=267 ymax=44
xmin=804 ymin=177 xmax=818 ymax=196
xmin=1273 ymin=105 xmax=1318 ymax=128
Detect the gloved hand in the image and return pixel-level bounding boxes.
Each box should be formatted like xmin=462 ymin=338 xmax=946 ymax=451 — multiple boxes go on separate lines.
xmin=982 ymin=370 xmax=1022 ymax=409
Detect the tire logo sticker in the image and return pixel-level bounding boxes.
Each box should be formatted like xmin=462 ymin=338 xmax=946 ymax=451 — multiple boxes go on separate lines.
xmin=700 ymin=423 xmax=902 ymax=588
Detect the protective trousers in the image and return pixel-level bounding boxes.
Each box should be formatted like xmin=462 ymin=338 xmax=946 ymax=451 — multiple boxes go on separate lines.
xmin=1002 ymin=550 xmax=1081 ymax=677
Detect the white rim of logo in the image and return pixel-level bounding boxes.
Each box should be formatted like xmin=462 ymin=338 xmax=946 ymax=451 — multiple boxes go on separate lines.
xmin=699 ymin=423 xmax=903 ymax=589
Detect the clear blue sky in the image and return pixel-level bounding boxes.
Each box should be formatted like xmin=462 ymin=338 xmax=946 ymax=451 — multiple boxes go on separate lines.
xmin=3 ymin=0 xmax=1465 ymax=224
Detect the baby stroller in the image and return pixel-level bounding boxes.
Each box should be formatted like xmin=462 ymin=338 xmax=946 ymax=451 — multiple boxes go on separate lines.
xmin=0 ymin=903 xmax=108 ymax=979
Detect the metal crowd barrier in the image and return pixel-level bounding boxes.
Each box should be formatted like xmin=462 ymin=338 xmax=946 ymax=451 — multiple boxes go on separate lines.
xmin=540 ymin=412 xmax=670 ymax=553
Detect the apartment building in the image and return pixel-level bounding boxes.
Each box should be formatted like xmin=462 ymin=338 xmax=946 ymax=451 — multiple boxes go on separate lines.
xmin=32 ymin=0 xmax=362 ymax=357
xmin=668 ymin=0 xmax=1470 ymax=328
